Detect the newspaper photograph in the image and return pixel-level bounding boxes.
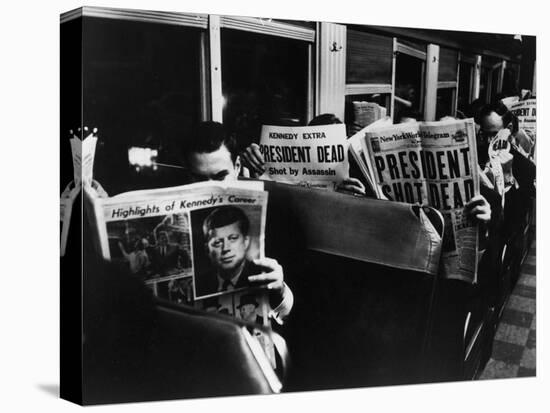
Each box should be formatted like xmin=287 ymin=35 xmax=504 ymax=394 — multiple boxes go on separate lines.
xmin=258 ymin=123 xmax=349 ymax=189
xmin=362 ymin=119 xmax=480 ymax=282
xmin=194 ymin=290 xmax=274 ymax=365
xmin=196 ymin=291 xmax=269 ymax=325
xmin=153 ymin=275 xmax=194 ymax=305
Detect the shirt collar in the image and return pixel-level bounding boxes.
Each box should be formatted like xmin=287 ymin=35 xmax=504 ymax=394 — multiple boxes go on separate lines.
xmin=216 ymin=263 xmax=246 ymax=291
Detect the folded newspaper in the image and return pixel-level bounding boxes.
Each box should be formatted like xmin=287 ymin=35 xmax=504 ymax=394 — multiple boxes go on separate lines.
xmin=348 ymin=117 xmax=393 ymax=196
xmin=509 ymin=99 xmax=536 ymax=157
xmin=509 ymin=99 xmax=536 ymax=136
xmin=360 ymin=119 xmax=480 ymax=283
xmin=352 ymin=101 xmax=387 ymax=128
xmin=258 ymin=123 xmax=349 ymax=190
xmin=61 ymin=128 xmax=98 ymax=257
xmin=89 ymin=182 xmax=279 ymax=302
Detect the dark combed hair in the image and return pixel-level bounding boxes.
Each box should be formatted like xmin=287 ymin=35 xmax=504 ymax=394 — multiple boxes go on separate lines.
xmin=308 ymin=113 xmax=343 ymax=126
xmin=183 ymin=121 xmax=239 ymax=164
xmin=475 ymin=102 xmax=519 ymax=134
xmin=202 ymin=206 xmax=250 ymax=239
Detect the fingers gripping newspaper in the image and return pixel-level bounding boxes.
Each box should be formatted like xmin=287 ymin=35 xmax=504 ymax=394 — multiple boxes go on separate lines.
xmin=85 ymin=181 xmax=277 ymax=365
xmin=361 ymin=119 xmax=480 ymax=282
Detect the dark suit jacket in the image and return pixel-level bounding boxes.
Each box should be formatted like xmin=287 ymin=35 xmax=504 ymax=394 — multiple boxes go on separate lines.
xmin=195 ymin=260 xmax=262 ymax=299
xmin=150 ymin=244 xmax=179 ymax=276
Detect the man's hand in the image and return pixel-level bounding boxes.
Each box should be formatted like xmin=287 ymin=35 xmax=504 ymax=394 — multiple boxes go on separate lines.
xmin=248 ymin=257 xmax=284 ymax=293
xmin=335 ymin=177 xmax=366 ymax=196
xmin=240 ymin=143 xmax=266 ymax=178
xmin=464 ymin=194 xmax=491 ymax=224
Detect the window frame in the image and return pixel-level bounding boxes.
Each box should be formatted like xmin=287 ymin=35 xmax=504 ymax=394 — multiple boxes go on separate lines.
xmin=394 ymin=39 xmax=428 ymax=120
xmin=343 ymin=30 xmax=395 ymax=121
xmin=62 ymin=7 xmax=316 ymax=125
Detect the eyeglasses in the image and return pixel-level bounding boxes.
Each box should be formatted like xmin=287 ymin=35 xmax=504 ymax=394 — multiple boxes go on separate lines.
xmin=477 ymin=122 xmax=513 ymax=142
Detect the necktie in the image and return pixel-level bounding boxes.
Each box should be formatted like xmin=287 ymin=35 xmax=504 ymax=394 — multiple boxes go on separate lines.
xmin=222 ymin=280 xmax=233 ymax=291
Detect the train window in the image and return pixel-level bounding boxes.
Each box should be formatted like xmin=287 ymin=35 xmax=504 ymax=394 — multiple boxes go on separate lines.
xmin=220 ymin=29 xmax=309 ymax=149
xmin=346 ymin=30 xmax=393 ymax=85
xmin=436 ymin=87 xmax=455 ymax=120
xmin=344 ymin=93 xmax=391 ymax=135
xmin=82 ymin=17 xmax=203 ymax=195
xmin=457 ymin=60 xmax=474 ymax=115
xmin=394 ymin=52 xmax=424 ymax=121
xmin=436 ymin=48 xmax=458 ymax=119
xmin=491 ymin=66 xmax=501 ymax=98
xmin=438 ymin=47 xmax=458 ymax=82
xmin=502 ymin=62 xmax=520 ymax=96
xmin=479 ymin=65 xmax=490 ymax=103
xmin=480 ymin=55 xmax=501 ymax=102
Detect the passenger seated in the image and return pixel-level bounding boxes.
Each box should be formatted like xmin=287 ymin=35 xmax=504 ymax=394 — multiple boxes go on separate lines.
xmin=181 ymin=121 xmax=293 ymax=323
xmin=239 ymin=113 xmax=366 ymax=195
xmin=474 ymin=103 xmax=536 ymax=240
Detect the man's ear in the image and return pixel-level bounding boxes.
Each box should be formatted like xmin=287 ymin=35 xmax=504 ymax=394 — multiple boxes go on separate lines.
xmin=244 ymin=235 xmax=250 ymax=250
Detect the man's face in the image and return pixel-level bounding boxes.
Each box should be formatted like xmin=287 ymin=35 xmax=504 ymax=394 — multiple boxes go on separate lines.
xmin=206 ymin=221 xmax=250 ymax=274
xmin=477 ymin=111 xmax=505 ymax=165
xmin=188 ymin=144 xmax=240 ymax=182
xmin=239 ymin=303 xmax=256 ymax=321
xmin=479 ymin=111 xmax=504 ymax=142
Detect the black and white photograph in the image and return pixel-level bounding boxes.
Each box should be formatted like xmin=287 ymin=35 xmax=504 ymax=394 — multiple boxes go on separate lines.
xmin=190 ymin=204 xmax=264 ymax=300
xmin=153 ymin=275 xmax=194 ymax=304
xmin=32 ymin=0 xmax=546 ymax=411
xmin=106 ymin=212 xmax=192 ymax=281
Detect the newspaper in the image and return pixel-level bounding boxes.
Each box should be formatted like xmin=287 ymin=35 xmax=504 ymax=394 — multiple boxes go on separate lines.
xmin=348 ymin=117 xmax=393 ymax=196
xmin=85 ymin=180 xmax=278 ymax=364
xmin=500 ymin=96 xmax=520 ymax=109
xmin=353 ymin=101 xmax=387 ymax=128
xmin=69 ymin=127 xmax=98 ymax=186
xmin=61 ymin=128 xmax=98 ymax=257
xmin=60 ymin=181 xmax=79 ymax=257
xmin=509 ymin=98 xmax=536 ymax=140
xmin=86 ymin=180 xmax=277 ymax=314
xmin=258 ymin=124 xmax=349 ymax=190
xmin=361 ymin=119 xmax=480 ymax=282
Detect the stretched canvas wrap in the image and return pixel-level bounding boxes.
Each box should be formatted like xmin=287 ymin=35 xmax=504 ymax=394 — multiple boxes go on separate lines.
xmin=60 ymin=5 xmax=537 ymax=405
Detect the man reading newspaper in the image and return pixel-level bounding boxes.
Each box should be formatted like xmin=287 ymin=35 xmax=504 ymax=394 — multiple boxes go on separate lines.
xmin=88 ymin=121 xmax=293 ymax=324
xmin=182 ymin=121 xmax=293 ymax=323
xmin=239 ymin=114 xmax=366 ymax=195
xmin=361 ymin=118 xmax=491 ymax=283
